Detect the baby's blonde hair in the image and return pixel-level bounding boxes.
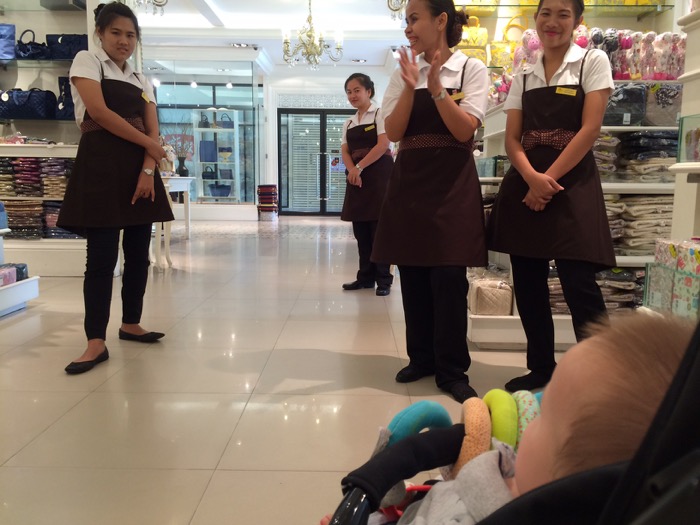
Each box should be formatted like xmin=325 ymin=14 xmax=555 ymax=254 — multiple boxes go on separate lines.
xmin=552 ymin=313 xmax=695 ymax=479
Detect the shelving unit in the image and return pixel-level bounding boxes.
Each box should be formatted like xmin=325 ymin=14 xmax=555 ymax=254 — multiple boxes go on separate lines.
xmin=192 ymin=110 xmax=242 ymax=203
xmin=0 ymin=228 xmax=40 ymax=317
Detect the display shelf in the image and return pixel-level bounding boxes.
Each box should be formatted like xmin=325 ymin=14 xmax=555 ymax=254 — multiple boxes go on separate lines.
xmin=1 ymin=196 xmax=66 ymax=201
xmin=193 ymin=127 xmax=237 ymax=133
xmin=2 ymin=59 xmax=73 ymax=69
xmin=4 ymin=238 xmax=87 ymax=277
xmin=0 ymin=277 xmax=40 ymax=317
xmin=455 ymin=2 xmax=673 ymax=19
xmin=468 ymin=313 xmax=577 ymax=347
xmin=0 ymin=144 xmax=78 ymax=158
xmin=477 ymin=178 xmax=674 ymax=194
xmin=601 ymin=126 xmax=678 ymax=133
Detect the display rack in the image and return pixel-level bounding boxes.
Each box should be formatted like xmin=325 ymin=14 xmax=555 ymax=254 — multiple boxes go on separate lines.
xmin=0 ymin=228 xmax=40 ymax=317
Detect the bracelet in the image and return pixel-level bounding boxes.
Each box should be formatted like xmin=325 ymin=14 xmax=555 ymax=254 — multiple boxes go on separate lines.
xmin=431 ymin=88 xmax=447 ymax=101
xmin=355 ymin=163 xmax=364 ymax=173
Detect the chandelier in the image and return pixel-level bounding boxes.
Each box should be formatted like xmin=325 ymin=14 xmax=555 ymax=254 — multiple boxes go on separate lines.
xmin=283 ymin=0 xmax=343 ymax=69
xmin=386 ymin=0 xmax=408 ymax=20
xmin=120 ymin=0 xmax=168 ymax=16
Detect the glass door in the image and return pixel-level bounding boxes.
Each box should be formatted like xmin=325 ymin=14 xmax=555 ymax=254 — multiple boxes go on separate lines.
xmin=278 ymin=109 xmax=354 ymax=215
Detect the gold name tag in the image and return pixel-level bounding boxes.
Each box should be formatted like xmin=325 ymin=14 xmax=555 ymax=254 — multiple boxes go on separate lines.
xmin=364 ymin=124 xmax=376 ymax=132
xmin=556 ymin=87 xmax=577 ymax=97
xmin=141 ymin=91 xmax=151 ymax=103
xmin=450 ymin=91 xmax=465 ymax=101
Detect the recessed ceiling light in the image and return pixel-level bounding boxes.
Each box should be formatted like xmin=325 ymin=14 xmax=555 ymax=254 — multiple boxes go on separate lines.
xmin=230 ymin=43 xmax=256 ymax=48
xmin=147 ymin=66 xmax=165 ymax=71
xmin=152 ymin=78 xmax=161 ymax=87
xmin=217 ymin=68 xmax=231 ymax=72
xmin=190 ymin=81 xmax=198 ymax=88
xmin=351 ymin=59 xmax=367 ymax=63
xmin=225 ymin=82 xmax=233 ymax=89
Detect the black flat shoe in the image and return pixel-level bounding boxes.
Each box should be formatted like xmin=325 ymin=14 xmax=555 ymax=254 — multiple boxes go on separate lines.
xmin=446 ymin=382 xmax=478 ymax=403
xmin=342 ymin=280 xmax=374 ymax=291
xmin=65 ymin=348 xmax=109 ymax=375
xmin=376 ymin=285 xmax=390 ymax=297
xmin=504 ymin=370 xmax=554 ymax=392
xmin=395 ymin=365 xmax=434 ymax=383
xmin=118 ymin=329 xmax=165 ymax=343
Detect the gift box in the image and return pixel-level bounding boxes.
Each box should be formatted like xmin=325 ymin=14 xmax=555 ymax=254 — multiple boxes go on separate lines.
xmin=654 ymin=239 xmax=681 ymax=269
xmin=676 ymin=240 xmax=700 ymax=276
xmin=0 ymin=266 xmax=17 ymax=287
xmin=672 ymin=272 xmax=700 ymax=320
xmin=0 ymin=263 xmax=27 ymax=281
xmin=468 ymin=279 xmax=513 ymax=315
xmin=644 ymin=263 xmax=674 ymax=313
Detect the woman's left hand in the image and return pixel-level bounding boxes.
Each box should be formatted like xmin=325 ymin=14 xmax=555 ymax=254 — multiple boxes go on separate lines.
xmin=131 ymin=173 xmax=156 ymax=204
xmin=427 ymin=49 xmax=443 ymax=98
xmin=522 ymin=189 xmax=550 ymax=211
xmin=347 ymin=166 xmax=363 ymax=188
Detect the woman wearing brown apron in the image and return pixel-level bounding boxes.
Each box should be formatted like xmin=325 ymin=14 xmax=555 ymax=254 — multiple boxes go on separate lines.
xmin=340 ymin=73 xmax=394 ymax=296
xmin=486 ymin=0 xmax=615 ymax=392
xmin=372 ymin=0 xmax=489 ymax=403
xmin=58 ymin=2 xmax=173 ymax=374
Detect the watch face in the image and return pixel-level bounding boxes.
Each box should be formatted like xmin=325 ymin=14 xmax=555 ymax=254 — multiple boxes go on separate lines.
xmin=143 ymin=169 xmax=154 ymax=175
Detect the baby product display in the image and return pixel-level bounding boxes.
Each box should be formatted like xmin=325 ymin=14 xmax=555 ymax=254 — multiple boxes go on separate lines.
xmin=646 ymin=239 xmax=700 ymax=319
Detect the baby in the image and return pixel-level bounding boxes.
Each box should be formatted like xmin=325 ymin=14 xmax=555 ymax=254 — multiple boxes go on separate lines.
xmin=321 ymin=312 xmax=694 ymax=524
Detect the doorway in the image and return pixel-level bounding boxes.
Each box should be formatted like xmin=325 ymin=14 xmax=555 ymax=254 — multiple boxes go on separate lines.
xmin=278 ymin=109 xmax=354 ymax=215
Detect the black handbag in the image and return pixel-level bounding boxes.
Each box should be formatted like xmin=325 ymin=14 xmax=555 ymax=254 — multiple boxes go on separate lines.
xmin=46 ymin=34 xmax=88 ymax=60
xmin=55 ymin=76 xmax=75 ymax=120
xmin=218 ymin=113 xmax=234 ymax=128
xmin=201 ymin=165 xmax=216 ymax=180
xmin=0 ymin=88 xmax=57 ymax=119
xmin=0 ymin=23 xmax=15 ymax=61
xmin=198 ymin=113 xmax=210 ymax=128
xmin=15 ymin=29 xmax=50 ymax=60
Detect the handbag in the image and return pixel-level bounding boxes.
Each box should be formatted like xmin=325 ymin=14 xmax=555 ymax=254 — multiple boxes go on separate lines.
xmin=15 ymin=29 xmax=50 ymax=60
xmin=219 ymin=168 xmax=233 ymax=179
xmin=0 ymin=88 xmax=57 ymax=119
xmin=457 ymin=16 xmax=488 ymax=63
xmin=489 ymin=14 xmax=527 ymax=68
xmin=55 ymin=76 xmax=75 ymax=120
xmin=199 ymin=140 xmax=217 ymax=162
xmin=0 ymin=24 xmax=16 ymax=61
xmin=201 ymin=165 xmax=216 ymax=180
xmin=198 ymin=113 xmax=210 ymax=128
xmin=46 ymin=34 xmax=88 ymax=60
xmin=218 ymin=113 xmax=234 ymax=128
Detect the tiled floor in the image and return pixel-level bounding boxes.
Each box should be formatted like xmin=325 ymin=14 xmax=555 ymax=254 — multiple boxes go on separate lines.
xmin=0 ymin=217 xmax=529 ymax=525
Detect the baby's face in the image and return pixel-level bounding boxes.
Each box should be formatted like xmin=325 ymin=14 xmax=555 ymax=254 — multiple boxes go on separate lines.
xmin=511 ymin=340 xmax=596 ymax=496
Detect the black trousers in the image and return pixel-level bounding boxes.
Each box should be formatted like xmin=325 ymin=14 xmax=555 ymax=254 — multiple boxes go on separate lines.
xmin=84 ymin=224 xmax=152 ymax=340
xmin=398 ymin=265 xmax=470 ymax=388
xmin=353 ymin=221 xmax=393 ymax=287
xmin=510 ymin=254 xmax=608 ymax=373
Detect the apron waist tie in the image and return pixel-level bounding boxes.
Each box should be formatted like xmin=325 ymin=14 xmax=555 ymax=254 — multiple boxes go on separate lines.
xmin=351 ymin=148 xmax=392 ymax=163
xmin=522 ymin=129 xmax=577 ymax=151
xmin=80 ymin=116 xmax=146 ymax=134
xmin=399 ymin=134 xmax=473 ymax=152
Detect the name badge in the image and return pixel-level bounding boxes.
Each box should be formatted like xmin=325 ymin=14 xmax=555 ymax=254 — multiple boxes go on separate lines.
xmin=556 ymin=87 xmax=577 ymax=97
xmin=141 ymin=91 xmax=151 ymax=103
xmin=450 ymin=91 xmax=465 ymax=101
xmin=364 ymin=124 xmax=376 ymax=132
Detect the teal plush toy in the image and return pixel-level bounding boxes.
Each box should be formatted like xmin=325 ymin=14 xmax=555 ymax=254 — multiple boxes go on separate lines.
xmin=387 ymin=400 xmax=453 ymax=447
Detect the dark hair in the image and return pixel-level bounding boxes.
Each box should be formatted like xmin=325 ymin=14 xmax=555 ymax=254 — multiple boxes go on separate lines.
xmin=94 ymin=2 xmax=141 ymax=40
xmin=421 ymin=0 xmax=466 ymax=48
xmin=344 ymin=73 xmax=375 ymax=99
xmin=536 ymin=0 xmax=585 ymax=21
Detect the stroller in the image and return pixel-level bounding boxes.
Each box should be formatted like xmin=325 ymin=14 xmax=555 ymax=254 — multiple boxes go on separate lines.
xmin=329 ymin=320 xmax=700 ymax=525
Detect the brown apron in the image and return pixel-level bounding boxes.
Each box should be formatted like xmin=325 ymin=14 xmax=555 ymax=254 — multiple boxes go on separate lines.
xmin=486 ymin=53 xmax=615 ymax=269
xmin=371 ymin=62 xmax=487 ymax=267
xmin=340 ymin=110 xmax=393 ymax=222
xmin=58 ymin=69 xmax=174 ymax=236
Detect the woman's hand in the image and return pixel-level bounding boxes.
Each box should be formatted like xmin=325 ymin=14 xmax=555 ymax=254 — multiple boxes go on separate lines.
xmin=146 ymin=138 xmax=166 ymax=164
xmin=427 ymin=49 xmax=443 ymax=98
xmin=521 ymin=173 xmax=563 ymax=211
xmin=131 ymin=172 xmax=156 ymax=204
xmin=398 ymin=47 xmax=419 ymax=90
xmin=347 ymin=166 xmax=363 ymax=188
xmin=522 ymin=189 xmax=549 ymax=211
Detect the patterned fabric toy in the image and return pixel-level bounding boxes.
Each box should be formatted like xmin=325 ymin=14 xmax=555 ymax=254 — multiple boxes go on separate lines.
xmin=628 ymin=31 xmax=644 ymax=80
xmin=641 ymin=31 xmax=658 ymax=80
xmin=574 ymin=24 xmax=590 ymax=49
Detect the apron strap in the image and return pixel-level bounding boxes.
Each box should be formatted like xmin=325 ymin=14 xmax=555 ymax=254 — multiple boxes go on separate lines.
xmin=579 ymin=49 xmax=591 ymax=86
xmin=458 ymin=58 xmax=469 ymax=92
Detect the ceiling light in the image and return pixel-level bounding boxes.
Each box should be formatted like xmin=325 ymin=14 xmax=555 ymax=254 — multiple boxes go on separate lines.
xmin=225 ymin=82 xmax=233 ymax=89
xmin=283 ymin=0 xmax=343 ymax=70
xmin=386 ymin=0 xmax=407 ymax=20
xmin=119 ymin=0 xmax=168 ymax=16
xmin=351 ymin=59 xmax=367 ymax=63
xmin=217 ymin=68 xmax=231 ymax=72
xmin=152 ymin=78 xmax=161 ymax=87
xmin=190 ymin=81 xmax=197 ymax=88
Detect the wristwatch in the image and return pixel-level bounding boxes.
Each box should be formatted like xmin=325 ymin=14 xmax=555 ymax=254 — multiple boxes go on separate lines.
xmin=142 ymin=168 xmax=154 ymax=176
xmin=431 ymin=88 xmax=447 ymax=101
xmin=355 ymin=163 xmax=364 ymax=173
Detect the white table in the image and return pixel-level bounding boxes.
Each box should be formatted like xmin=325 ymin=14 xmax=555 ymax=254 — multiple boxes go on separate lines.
xmin=161 ymin=175 xmax=195 ymax=239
